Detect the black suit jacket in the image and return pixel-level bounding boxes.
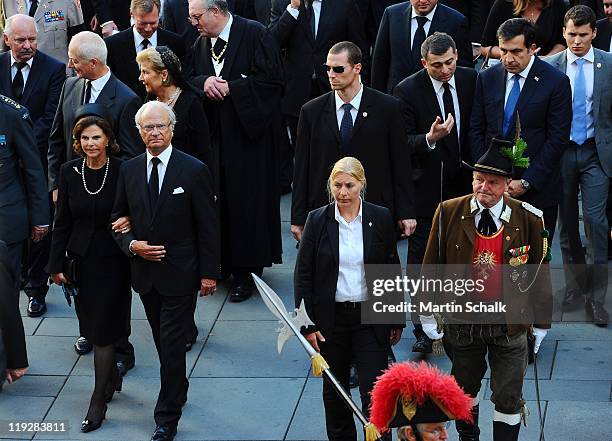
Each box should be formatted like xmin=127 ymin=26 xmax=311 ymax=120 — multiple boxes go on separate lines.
xmin=90 ymin=0 xmax=131 ymax=30
xmin=47 ymin=73 xmax=144 ymax=191
xmin=440 ymin=0 xmax=494 ymax=43
xmin=0 ymin=241 xmax=28 ymax=372
xmin=594 ymin=18 xmax=611 ymax=51
xmin=161 ymin=0 xmax=200 ymax=48
xmin=294 ymin=202 xmax=404 ymax=344
xmin=105 ymin=27 xmax=185 ymax=100
xmin=269 ymin=0 xmax=369 ymax=117
xmin=291 ymin=87 xmax=415 ymax=225
xmin=371 ymin=1 xmax=473 ymax=93
xmin=111 ymin=148 xmax=220 ymax=296
xmin=469 ymin=56 xmax=572 ymax=210
xmin=393 ymin=67 xmax=477 ymax=218
xmin=0 ymin=51 xmax=66 ymax=162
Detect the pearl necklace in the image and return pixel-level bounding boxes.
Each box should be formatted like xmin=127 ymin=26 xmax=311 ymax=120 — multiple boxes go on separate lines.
xmin=159 ymin=87 xmax=181 ymax=107
xmin=81 ymin=157 xmax=109 ymax=195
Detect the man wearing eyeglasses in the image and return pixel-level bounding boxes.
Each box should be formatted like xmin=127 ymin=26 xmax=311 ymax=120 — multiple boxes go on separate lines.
xmin=185 ymin=0 xmax=285 ymax=303
xmin=292 ymin=41 xmax=416 ymax=244
xmin=111 ymin=101 xmax=219 ymax=441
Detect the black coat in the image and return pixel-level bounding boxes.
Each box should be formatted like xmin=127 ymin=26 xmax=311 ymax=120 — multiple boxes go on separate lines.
xmin=291 ymin=87 xmax=415 ymax=226
xmin=47 ymin=73 xmax=144 ymax=191
xmin=594 ymin=18 xmax=611 ymax=51
xmin=186 ymin=15 xmax=284 ymax=267
xmin=371 ymin=1 xmax=473 ymax=93
xmin=105 ymin=27 xmax=185 ymax=100
xmin=90 ymin=0 xmax=131 ymax=30
xmin=161 ymin=0 xmax=200 ymax=48
xmin=111 ymin=149 xmax=220 ymax=296
xmin=440 ymin=0 xmax=495 ymax=43
xmin=269 ymin=0 xmax=369 ymax=117
xmin=294 ymin=202 xmax=404 ymax=345
xmin=393 ymin=67 xmax=477 ymax=218
xmin=0 ymin=50 xmax=66 ymax=163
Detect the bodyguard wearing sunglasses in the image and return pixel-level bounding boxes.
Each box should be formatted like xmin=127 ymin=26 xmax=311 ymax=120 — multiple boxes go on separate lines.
xmin=292 ymin=41 xmax=416 ymax=244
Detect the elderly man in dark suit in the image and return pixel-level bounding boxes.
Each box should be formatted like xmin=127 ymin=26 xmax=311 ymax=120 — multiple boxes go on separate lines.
xmin=393 ymin=32 xmax=477 ymax=353
xmin=469 ymin=18 xmax=572 ymax=241
xmin=292 ymin=41 xmax=415 ymax=243
xmin=0 ymin=94 xmax=49 ymax=295
xmin=106 ymin=0 xmax=185 ymax=100
xmin=371 ymin=0 xmax=473 ymax=94
xmin=0 ymin=241 xmax=28 ymax=393
xmin=111 ymin=101 xmax=219 ymax=441
xmin=269 ymin=0 xmax=368 ymax=190
xmin=594 ymin=0 xmax=612 ymax=50
xmin=47 ymin=30 xmax=142 ymax=369
xmin=1 ymin=14 xmax=65 ymax=317
xmin=546 ymin=5 xmax=612 ymax=326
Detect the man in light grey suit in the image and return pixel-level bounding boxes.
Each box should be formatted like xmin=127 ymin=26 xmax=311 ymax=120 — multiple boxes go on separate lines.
xmin=546 ymin=5 xmax=612 ymax=326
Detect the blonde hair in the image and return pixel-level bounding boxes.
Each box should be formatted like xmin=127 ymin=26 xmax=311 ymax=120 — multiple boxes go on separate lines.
xmin=136 ymin=47 xmax=178 ymax=87
xmin=327 ymin=156 xmax=367 ymax=201
xmin=513 ymin=0 xmax=551 ymax=16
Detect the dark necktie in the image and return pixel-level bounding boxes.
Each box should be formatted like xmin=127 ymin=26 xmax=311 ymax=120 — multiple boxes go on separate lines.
xmin=442 ymin=82 xmax=459 ymax=162
xmin=503 ymin=74 xmax=520 ymax=137
xmin=306 ymin=1 xmax=316 ymax=38
xmin=28 ymin=0 xmax=38 ymax=16
xmin=12 ymin=62 xmax=26 ymax=101
xmin=212 ymin=37 xmax=227 ymax=62
xmin=478 ymin=208 xmax=497 ymax=236
xmin=340 ymin=103 xmax=353 ymax=152
xmin=411 ymin=16 xmax=428 ymax=68
xmin=149 ymin=157 xmax=161 ymax=209
xmin=142 ymin=39 xmax=150 ymax=50
xmin=83 ymin=80 xmax=92 ymax=104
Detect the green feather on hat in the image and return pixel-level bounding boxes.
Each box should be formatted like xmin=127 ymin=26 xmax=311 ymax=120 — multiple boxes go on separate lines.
xmin=500 ymin=113 xmax=530 ymax=169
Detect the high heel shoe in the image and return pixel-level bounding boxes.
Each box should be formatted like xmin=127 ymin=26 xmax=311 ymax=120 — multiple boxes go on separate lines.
xmin=104 ymin=366 xmax=123 ymax=403
xmin=81 ymin=404 xmax=107 ymax=433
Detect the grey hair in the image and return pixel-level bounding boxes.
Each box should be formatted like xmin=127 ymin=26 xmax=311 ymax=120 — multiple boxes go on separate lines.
xmin=70 ymin=31 xmax=108 ymax=65
xmin=4 ymin=14 xmax=38 ymax=36
xmin=190 ymin=0 xmax=229 ymax=13
xmin=135 ymin=101 xmax=177 ymax=128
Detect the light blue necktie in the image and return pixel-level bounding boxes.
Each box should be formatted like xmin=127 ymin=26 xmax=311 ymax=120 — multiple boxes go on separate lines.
xmin=571 ymin=58 xmax=587 ymax=145
xmin=503 ymin=74 xmax=521 ymax=137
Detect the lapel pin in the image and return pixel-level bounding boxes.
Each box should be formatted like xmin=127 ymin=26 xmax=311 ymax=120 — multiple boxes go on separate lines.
xmin=596 ymin=63 xmax=602 ymax=68
xmin=362 ymin=112 xmax=368 ymax=118
xmin=534 ymin=76 xmax=539 ymax=82
xmin=368 ymin=221 xmax=372 ymax=227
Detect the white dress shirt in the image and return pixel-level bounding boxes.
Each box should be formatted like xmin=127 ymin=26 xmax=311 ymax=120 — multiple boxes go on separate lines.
xmin=474 ymin=198 xmax=504 ymax=231
xmin=334 ymin=85 xmax=363 ymax=129
xmin=10 ymin=53 xmax=33 ymax=86
xmin=411 ymin=5 xmax=437 ymax=49
xmin=427 ymin=75 xmax=461 ymax=149
xmin=504 ymin=55 xmax=534 ymax=107
xmin=286 ymin=0 xmax=322 ymax=37
xmin=566 ymin=47 xmax=595 ymax=141
xmin=133 ymin=27 xmax=158 ymax=54
xmin=211 ymin=14 xmax=233 ymax=76
xmin=146 ymin=145 xmax=173 ymax=191
xmin=86 ymin=68 xmax=112 ymax=103
xmin=335 ymin=199 xmax=368 ymax=302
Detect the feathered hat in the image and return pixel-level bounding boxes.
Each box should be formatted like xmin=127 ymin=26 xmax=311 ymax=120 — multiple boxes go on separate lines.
xmin=369 ymin=362 xmax=473 ymax=433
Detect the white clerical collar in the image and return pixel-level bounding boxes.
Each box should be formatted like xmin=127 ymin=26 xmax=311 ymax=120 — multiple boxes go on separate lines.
xmin=147 ymin=144 xmax=173 ymax=165
xmin=566 ymin=46 xmax=594 ymax=65
xmin=411 ymin=4 xmax=437 ymax=21
xmin=429 ymin=75 xmax=456 ymax=95
xmin=334 ymin=84 xmax=363 ymax=112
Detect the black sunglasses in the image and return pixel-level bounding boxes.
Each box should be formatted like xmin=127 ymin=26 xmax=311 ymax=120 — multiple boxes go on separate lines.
xmin=324 ymin=64 xmax=348 ymax=73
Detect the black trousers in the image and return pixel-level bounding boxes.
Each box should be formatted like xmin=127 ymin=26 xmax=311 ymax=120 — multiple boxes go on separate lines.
xmin=22 ymin=195 xmax=54 ymax=299
xmin=140 ymin=289 xmax=194 ymax=427
xmin=6 ymin=241 xmax=23 ymax=293
xmin=319 ymin=303 xmax=389 ymax=441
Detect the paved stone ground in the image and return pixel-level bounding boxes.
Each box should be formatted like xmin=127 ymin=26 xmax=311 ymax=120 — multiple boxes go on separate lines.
xmin=1 ymin=194 xmax=610 ymax=441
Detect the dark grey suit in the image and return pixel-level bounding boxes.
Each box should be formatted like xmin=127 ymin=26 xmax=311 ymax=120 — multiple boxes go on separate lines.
xmin=47 ymin=72 xmax=144 ymax=191
xmin=0 ymin=95 xmax=49 ymax=288
xmin=546 ymin=48 xmax=612 ymax=304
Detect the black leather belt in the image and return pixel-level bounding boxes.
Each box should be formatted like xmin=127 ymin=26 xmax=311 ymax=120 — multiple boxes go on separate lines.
xmin=336 ymin=301 xmax=362 ymax=309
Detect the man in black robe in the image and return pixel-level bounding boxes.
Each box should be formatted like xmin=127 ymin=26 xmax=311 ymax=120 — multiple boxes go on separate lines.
xmin=186 ymin=0 xmax=285 ymax=302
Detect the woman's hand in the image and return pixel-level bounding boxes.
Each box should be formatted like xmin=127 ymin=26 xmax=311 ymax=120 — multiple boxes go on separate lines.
xmin=50 ymin=273 xmax=69 ymax=285
xmin=390 ymin=328 xmax=403 ymax=346
xmin=112 ymin=216 xmax=132 ymax=234
xmin=6 ymin=367 xmax=28 ymax=384
xmin=305 ymin=331 xmax=326 ymax=353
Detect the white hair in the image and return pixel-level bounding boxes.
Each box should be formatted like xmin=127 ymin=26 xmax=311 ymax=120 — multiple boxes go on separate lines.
xmin=4 ymin=14 xmax=38 ymax=36
xmin=69 ymin=31 xmax=108 ymax=65
xmin=135 ymin=101 xmax=177 ymax=127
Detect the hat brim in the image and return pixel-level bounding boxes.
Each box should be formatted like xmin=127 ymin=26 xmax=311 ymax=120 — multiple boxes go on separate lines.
xmin=461 ymin=161 xmax=512 ymax=178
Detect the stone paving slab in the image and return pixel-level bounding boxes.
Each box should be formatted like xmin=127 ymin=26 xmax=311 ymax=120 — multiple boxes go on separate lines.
xmin=483 ymin=379 xmax=611 ymax=402
xmin=544 ymin=401 xmax=612 ymax=440
xmin=552 ymin=341 xmax=612 ymax=380
xmin=0 ymin=395 xmax=54 ymax=440
xmin=0 ymin=375 xmax=66 ymax=398
xmin=24 ymin=336 xmax=79 ymax=376
xmin=34 ymin=318 xmax=79 ymax=338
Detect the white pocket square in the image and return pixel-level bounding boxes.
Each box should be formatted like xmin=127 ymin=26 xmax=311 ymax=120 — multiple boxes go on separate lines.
xmin=172 ymin=187 xmax=184 ymax=194
xmin=241 ymin=74 xmax=247 ymax=78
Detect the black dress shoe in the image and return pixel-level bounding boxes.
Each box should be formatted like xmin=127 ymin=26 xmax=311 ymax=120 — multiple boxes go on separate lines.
xmin=561 ymin=290 xmax=583 ymax=312
xmin=588 ymin=301 xmax=609 ymax=326
xmin=81 ymin=404 xmax=107 ymax=433
xmin=151 ymin=424 xmax=177 ymax=441
xmin=116 ymin=358 xmax=135 ymax=377
xmin=412 ymin=334 xmax=433 ymax=353
xmin=229 ymin=281 xmax=254 ymax=303
xmin=74 ymin=336 xmax=93 ymax=355
xmin=27 ymin=297 xmax=47 ymax=317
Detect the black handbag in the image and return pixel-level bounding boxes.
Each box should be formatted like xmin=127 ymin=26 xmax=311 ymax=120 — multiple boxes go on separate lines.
xmin=62 ymin=254 xmax=78 ymax=284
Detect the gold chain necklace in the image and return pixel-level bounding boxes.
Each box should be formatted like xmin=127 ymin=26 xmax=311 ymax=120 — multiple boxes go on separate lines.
xmin=211 ymin=39 xmax=228 ymax=63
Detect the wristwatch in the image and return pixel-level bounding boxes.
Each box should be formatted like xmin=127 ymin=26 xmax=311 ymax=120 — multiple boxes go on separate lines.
xmin=520 ymin=179 xmax=531 ymax=190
